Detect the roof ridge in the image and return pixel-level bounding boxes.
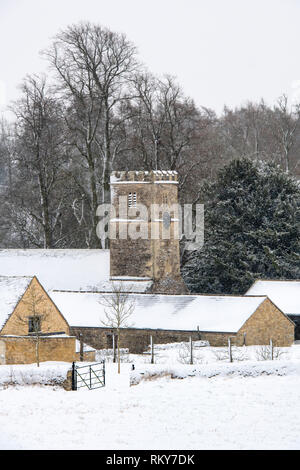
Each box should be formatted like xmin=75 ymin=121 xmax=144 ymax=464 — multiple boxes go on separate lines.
xmin=0 ymin=275 xmax=34 ymax=280
xmin=51 ymin=290 xmax=267 ymax=299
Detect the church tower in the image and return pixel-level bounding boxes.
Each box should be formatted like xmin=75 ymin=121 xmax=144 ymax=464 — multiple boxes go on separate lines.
xmin=109 ymin=170 xmax=189 ymax=294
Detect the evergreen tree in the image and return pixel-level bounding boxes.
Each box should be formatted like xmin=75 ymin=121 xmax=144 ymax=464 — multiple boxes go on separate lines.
xmin=182 ymin=158 xmax=300 ymax=294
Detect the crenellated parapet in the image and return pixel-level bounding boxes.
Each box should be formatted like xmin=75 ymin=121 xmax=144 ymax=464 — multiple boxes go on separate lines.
xmin=110 ymin=170 xmax=178 ymax=184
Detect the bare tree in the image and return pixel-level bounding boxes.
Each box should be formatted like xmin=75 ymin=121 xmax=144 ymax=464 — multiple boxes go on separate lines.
xmin=10 ymin=74 xmax=67 ymax=248
xmin=123 ymin=72 xmax=219 ymax=209
xmin=271 ymin=94 xmax=300 ymax=173
xmin=0 ymin=119 xmax=16 ymax=246
xmin=0 ymin=118 xmax=15 ymax=196
xmin=99 ymin=283 xmax=135 ymax=373
xmin=255 ymin=344 xmax=285 ymax=361
xmin=44 ymin=22 xmax=140 ymax=247
xmin=218 ymin=97 xmax=300 ymax=176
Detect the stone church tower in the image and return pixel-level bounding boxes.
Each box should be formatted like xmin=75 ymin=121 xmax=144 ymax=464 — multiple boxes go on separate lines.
xmin=109 ymin=170 xmax=189 ymax=294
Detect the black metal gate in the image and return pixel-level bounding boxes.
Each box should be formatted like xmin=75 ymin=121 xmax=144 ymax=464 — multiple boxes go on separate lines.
xmin=72 ymin=361 xmax=105 ymax=390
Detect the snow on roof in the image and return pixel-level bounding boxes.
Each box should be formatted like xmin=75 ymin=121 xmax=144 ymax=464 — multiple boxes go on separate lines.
xmin=75 ymin=339 xmax=96 ymax=353
xmin=88 ymin=279 xmax=153 ymax=293
xmin=0 ymin=276 xmax=33 ymax=329
xmin=0 ymin=249 xmax=109 ymax=291
xmin=50 ymin=291 xmax=267 ymax=333
xmin=246 ymin=280 xmax=300 ymax=315
xmin=0 ymin=249 xmax=152 ymax=293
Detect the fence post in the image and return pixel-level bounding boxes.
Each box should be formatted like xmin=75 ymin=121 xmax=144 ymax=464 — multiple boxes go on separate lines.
xmin=190 ymin=336 xmax=193 ymax=365
xmin=112 ymin=333 xmax=116 ymax=363
xmin=79 ymin=333 xmax=84 ymax=362
xmin=270 ymin=339 xmax=273 ymax=360
xmin=197 ymin=326 xmax=201 ymax=340
xmin=228 ymin=338 xmax=232 ymax=363
xmin=103 ymin=360 xmax=105 ymax=386
xmin=71 ymin=362 xmax=77 ymax=391
xmin=150 ymin=336 xmax=154 ymax=364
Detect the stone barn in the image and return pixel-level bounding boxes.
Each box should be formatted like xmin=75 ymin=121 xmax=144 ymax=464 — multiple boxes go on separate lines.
xmin=246 ymin=280 xmax=300 ymax=340
xmin=0 ymin=275 xmax=95 ymax=364
xmin=50 ymin=291 xmax=295 ymax=352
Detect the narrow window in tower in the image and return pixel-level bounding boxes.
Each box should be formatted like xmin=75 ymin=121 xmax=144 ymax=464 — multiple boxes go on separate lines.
xmin=128 ymin=192 xmax=137 ymax=208
xmin=132 ymin=192 xmax=137 ymax=207
xmin=128 ymin=192 xmax=133 ymax=208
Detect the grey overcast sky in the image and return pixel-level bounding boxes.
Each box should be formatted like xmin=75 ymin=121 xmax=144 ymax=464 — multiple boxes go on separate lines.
xmin=1 ymin=0 xmax=300 ymax=119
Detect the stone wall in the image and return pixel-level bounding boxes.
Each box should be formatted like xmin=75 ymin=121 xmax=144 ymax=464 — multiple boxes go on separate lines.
xmin=198 ymin=331 xmax=237 ymax=347
xmin=0 ymin=335 xmax=77 ymax=365
xmin=70 ymin=326 xmax=200 ymax=354
xmin=237 ymin=298 xmax=295 ymax=347
xmin=75 ymin=350 xmax=96 ymax=362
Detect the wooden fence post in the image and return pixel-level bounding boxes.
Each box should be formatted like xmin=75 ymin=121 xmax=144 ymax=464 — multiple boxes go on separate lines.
xmin=112 ymin=333 xmax=116 ymax=363
xmin=151 ymin=336 xmax=154 ymax=364
xmin=79 ymin=333 xmax=84 ymax=362
xmin=190 ymin=336 xmax=193 ymax=365
xmin=228 ymin=338 xmax=232 ymax=363
xmin=270 ymin=339 xmax=273 ymax=360
xmin=71 ymin=362 xmax=77 ymax=391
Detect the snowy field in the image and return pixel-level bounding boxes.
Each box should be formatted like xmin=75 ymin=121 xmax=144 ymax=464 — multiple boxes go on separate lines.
xmin=1 ymin=373 xmax=300 ymax=450
xmin=1 ymin=343 xmax=300 ymax=450
xmin=97 ymin=341 xmax=300 ymax=366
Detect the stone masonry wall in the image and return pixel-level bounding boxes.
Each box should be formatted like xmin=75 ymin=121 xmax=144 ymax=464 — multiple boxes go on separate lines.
xmin=197 ymin=331 xmax=237 ymax=347
xmin=110 ymin=174 xmax=154 ymax=279
xmin=237 ymin=298 xmax=295 ymax=347
xmin=71 ymin=326 xmax=200 ymax=354
xmin=0 ymin=335 xmax=77 ymax=365
xmin=110 ymin=171 xmax=188 ymax=294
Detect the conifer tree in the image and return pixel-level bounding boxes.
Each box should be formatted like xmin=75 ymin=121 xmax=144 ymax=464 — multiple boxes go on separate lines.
xmin=182 ymin=158 xmax=300 ymax=294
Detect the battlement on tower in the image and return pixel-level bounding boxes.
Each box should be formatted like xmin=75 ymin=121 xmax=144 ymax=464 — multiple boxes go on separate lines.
xmin=110 ymin=170 xmax=178 ymax=184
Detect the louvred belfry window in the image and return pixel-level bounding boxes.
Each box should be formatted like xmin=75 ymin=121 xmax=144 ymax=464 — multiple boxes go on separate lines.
xmin=128 ymin=192 xmax=137 ymax=208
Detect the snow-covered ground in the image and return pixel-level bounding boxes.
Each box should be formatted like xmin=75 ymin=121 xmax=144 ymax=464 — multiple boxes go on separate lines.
xmin=1 ymin=373 xmax=300 ymax=450
xmin=0 ymin=362 xmax=70 ymax=386
xmin=1 ymin=343 xmax=300 ymax=450
xmin=97 ymin=341 xmax=300 ymax=366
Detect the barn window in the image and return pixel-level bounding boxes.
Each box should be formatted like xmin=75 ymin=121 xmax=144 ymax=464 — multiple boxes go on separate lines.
xmin=28 ymin=316 xmax=41 ymax=334
xmin=128 ymin=192 xmax=137 ymax=208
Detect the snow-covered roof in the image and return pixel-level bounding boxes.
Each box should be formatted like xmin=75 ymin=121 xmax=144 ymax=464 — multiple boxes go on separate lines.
xmin=0 ymin=249 xmax=152 ymax=293
xmin=75 ymin=339 xmax=96 ymax=353
xmin=246 ymin=280 xmax=300 ymax=315
xmin=0 ymin=249 xmax=109 ymax=291
xmin=0 ymin=276 xmax=33 ymax=329
xmin=50 ymin=291 xmax=267 ymax=333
